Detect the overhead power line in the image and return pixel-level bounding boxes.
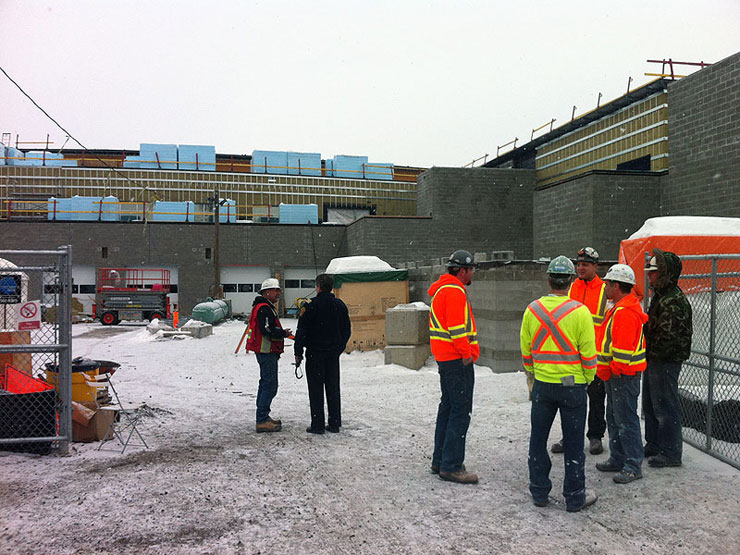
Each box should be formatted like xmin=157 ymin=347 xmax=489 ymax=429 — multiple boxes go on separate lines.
xmin=0 ymin=64 xmax=149 ymax=198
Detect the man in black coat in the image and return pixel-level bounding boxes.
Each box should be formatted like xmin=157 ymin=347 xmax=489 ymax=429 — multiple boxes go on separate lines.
xmin=294 ymin=274 xmax=351 ymax=434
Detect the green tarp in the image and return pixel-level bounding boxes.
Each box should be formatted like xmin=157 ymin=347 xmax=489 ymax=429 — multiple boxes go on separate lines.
xmin=332 ymin=270 xmax=408 ymax=288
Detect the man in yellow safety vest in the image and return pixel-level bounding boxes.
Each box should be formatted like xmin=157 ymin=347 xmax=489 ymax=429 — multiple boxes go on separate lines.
xmin=520 ymin=255 xmax=598 ymax=512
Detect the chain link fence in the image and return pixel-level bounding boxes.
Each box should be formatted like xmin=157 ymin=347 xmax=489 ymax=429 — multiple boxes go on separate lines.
xmin=0 ymin=247 xmax=72 ymax=455
xmin=672 ymin=254 xmax=740 ymax=470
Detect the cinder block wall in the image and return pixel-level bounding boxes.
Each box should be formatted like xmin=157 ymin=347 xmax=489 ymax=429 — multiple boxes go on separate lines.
xmin=533 ymin=171 xmax=663 ymax=260
xmin=665 ymin=51 xmax=740 ymax=216
xmin=0 ymin=222 xmax=347 ymax=312
xmin=344 ymin=216 xmax=435 ymax=266
xmin=417 ymin=167 xmax=536 ymax=259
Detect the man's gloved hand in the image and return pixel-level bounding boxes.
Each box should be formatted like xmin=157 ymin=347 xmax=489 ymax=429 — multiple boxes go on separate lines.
xmin=295 ymin=355 xmax=303 ymax=366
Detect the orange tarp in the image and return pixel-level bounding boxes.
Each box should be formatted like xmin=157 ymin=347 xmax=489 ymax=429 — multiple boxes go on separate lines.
xmin=618 ymin=235 xmax=740 ymax=301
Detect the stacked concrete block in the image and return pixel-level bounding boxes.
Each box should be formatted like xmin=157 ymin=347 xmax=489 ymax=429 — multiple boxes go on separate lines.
xmin=384 ymin=303 xmax=431 ymax=370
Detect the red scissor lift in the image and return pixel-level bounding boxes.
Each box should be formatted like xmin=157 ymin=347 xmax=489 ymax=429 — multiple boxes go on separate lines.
xmin=95 ymin=268 xmax=171 ymax=325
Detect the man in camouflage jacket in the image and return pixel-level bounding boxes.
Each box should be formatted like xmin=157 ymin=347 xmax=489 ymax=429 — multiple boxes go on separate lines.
xmin=643 ymin=249 xmax=693 ymax=468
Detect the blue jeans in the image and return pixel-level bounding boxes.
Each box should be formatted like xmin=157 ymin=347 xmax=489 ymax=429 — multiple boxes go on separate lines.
xmin=529 ymin=379 xmax=587 ymax=511
xmin=255 ymin=353 xmax=279 ymax=423
xmin=432 ymin=359 xmax=475 ymax=473
xmin=643 ymin=360 xmax=683 ymax=461
xmin=605 ymin=373 xmax=643 ymax=473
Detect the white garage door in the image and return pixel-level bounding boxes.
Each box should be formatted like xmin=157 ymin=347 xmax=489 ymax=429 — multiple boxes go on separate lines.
xmin=221 ymin=266 xmax=271 ymax=315
xmin=284 ymin=267 xmax=319 ymax=316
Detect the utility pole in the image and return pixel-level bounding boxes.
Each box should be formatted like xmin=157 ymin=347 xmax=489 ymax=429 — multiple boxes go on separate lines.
xmin=210 ymin=186 xmax=223 ymax=299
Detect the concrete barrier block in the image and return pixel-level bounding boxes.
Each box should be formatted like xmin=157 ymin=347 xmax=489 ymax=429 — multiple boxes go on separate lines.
xmin=386 ymin=304 xmax=430 ymax=345
xmin=385 ymin=344 xmax=431 ymax=370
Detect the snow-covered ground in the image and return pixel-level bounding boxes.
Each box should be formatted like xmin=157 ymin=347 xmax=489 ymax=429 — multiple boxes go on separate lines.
xmin=1 ymin=320 xmax=739 ymax=555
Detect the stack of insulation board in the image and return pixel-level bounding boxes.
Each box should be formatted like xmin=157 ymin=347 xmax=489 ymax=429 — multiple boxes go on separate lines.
xmin=140 ymin=143 xmax=178 ymax=169
xmin=279 ymin=203 xmax=319 ymax=224
xmin=327 ymin=155 xmax=368 ymax=178
xmin=286 ymin=152 xmax=321 ymax=176
xmin=151 ymin=201 xmax=196 ymax=222
xmin=22 ymin=152 xmax=77 ymax=167
xmin=251 ymin=150 xmax=289 ymax=174
xmin=47 ymin=196 xmax=120 ymax=221
xmin=179 ymin=144 xmax=216 ymax=171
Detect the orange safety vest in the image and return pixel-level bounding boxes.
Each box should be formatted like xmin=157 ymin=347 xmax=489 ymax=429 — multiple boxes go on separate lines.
xmin=569 ymin=275 xmax=608 ymax=330
xmin=428 ymin=274 xmax=479 ymax=362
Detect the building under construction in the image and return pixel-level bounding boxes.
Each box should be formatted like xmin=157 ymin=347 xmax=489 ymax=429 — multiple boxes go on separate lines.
xmin=1 ymin=52 xmax=738 ymax=317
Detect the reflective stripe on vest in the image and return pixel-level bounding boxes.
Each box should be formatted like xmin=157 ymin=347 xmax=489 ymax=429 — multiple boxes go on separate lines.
xmin=528 ymin=299 xmax=591 ymax=366
xmin=592 ymin=287 xmax=608 ymax=326
xmin=597 ymin=307 xmax=646 ymax=367
xmin=429 ymin=284 xmax=478 ymax=345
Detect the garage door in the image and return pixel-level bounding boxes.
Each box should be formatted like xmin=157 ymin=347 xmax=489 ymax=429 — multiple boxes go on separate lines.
xmin=284 ymin=267 xmax=319 ymax=316
xmin=221 ymin=266 xmax=271 ymax=315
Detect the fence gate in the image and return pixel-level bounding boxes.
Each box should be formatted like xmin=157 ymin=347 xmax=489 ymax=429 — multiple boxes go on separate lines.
xmin=661 ymin=253 xmax=740 ymax=470
xmin=0 ymin=246 xmax=72 ymax=455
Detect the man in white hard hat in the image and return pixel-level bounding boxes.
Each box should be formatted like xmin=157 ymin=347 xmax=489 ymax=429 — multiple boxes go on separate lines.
xmin=521 ymin=255 xmax=598 ymax=512
xmin=594 ymin=264 xmax=648 ymax=484
xmin=246 ymin=278 xmax=293 ymax=433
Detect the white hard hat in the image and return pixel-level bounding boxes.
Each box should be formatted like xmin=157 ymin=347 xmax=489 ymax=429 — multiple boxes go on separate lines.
xmin=259 ymin=278 xmax=281 ymax=292
xmin=645 ymin=256 xmax=658 ymax=271
xmin=604 ymin=264 xmax=636 ymax=285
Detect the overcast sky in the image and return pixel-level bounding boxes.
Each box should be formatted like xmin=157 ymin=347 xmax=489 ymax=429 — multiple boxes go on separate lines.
xmin=1 ymin=1 xmax=738 ymax=168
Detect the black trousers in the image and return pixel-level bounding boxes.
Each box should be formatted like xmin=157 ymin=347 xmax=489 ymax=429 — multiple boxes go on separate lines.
xmin=306 ymin=350 xmax=341 ymax=430
xmin=587 ymin=376 xmax=607 ymax=440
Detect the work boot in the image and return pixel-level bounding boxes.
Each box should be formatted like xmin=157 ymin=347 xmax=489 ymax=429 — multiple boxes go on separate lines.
xmin=306 ymin=427 xmax=325 ymax=434
xmin=256 ymin=420 xmax=281 ymax=433
xmin=566 ymin=489 xmax=598 ymax=512
xmin=589 ymin=439 xmax=604 ymax=455
xmin=595 ymin=459 xmax=622 ymax=472
xmin=430 ymin=463 xmax=465 ymax=475
xmin=551 ymin=440 xmax=564 ymax=453
xmin=613 ymin=470 xmax=643 ymax=484
xmin=439 ymin=469 xmax=479 ymax=484
xmin=648 ymin=455 xmax=682 ymax=468
xmin=644 ymin=443 xmax=660 ymax=458
xmin=268 ymin=417 xmax=282 ymax=426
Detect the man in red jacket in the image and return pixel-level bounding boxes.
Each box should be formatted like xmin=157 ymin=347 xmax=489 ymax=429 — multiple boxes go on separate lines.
xmin=428 ymin=250 xmax=479 ymax=484
xmin=594 ymin=264 xmax=648 ymax=484
xmin=246 ymin=278 xmax=292 ymax=433
xmin=551 ymin=247 xmax=608 ymax=455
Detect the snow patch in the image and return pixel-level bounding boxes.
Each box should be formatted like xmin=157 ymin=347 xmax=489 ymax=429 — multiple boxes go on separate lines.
xmin=629 ymin=216 xmax=740 ymax=239
xmin=325 ymin=255 xmax=395 ymax=274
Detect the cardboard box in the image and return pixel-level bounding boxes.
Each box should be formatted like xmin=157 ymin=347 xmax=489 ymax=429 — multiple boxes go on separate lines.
xmin=345 ymin=317 xmax=386 ymax=352
xmin=334 ymin=281 xmax=409 ymax=319
xmin=335 ymin=280 xmax=409 ymax=352
xmin=71 ymin=401 xmax=116 ymax=442
xmin=0 ymin=331 xmax=32 ymax=375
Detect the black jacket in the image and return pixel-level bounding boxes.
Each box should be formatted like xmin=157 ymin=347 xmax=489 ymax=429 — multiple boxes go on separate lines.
xmin=252 ymin=295 xmax=289 ymax=340
xmin=294 ymin=291 xmax=351 ymax=356
xmin=644 ymin=249 xmax=693 ymax=362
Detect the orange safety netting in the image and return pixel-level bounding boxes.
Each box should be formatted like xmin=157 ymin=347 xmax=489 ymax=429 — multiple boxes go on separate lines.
xmin=619 ymin=235 xmax=740 ymax=301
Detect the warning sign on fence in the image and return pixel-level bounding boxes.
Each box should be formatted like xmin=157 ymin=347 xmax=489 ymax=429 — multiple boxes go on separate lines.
xmin=17 ymin=300 xmax=41 ymax=330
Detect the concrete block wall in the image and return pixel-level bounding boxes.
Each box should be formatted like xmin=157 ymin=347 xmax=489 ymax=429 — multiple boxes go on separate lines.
xmin=0 ymin=222 xmax=347 ymax=313
xmin=344 ymin=216 xmax=435 ymax=267
xmin=417 ymin=167 xmax=536 ymax=259
xmin=665 ymin=51 xmax=740 ymax=216
xmin=533 ymin=171 xmax=663 ymax=261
